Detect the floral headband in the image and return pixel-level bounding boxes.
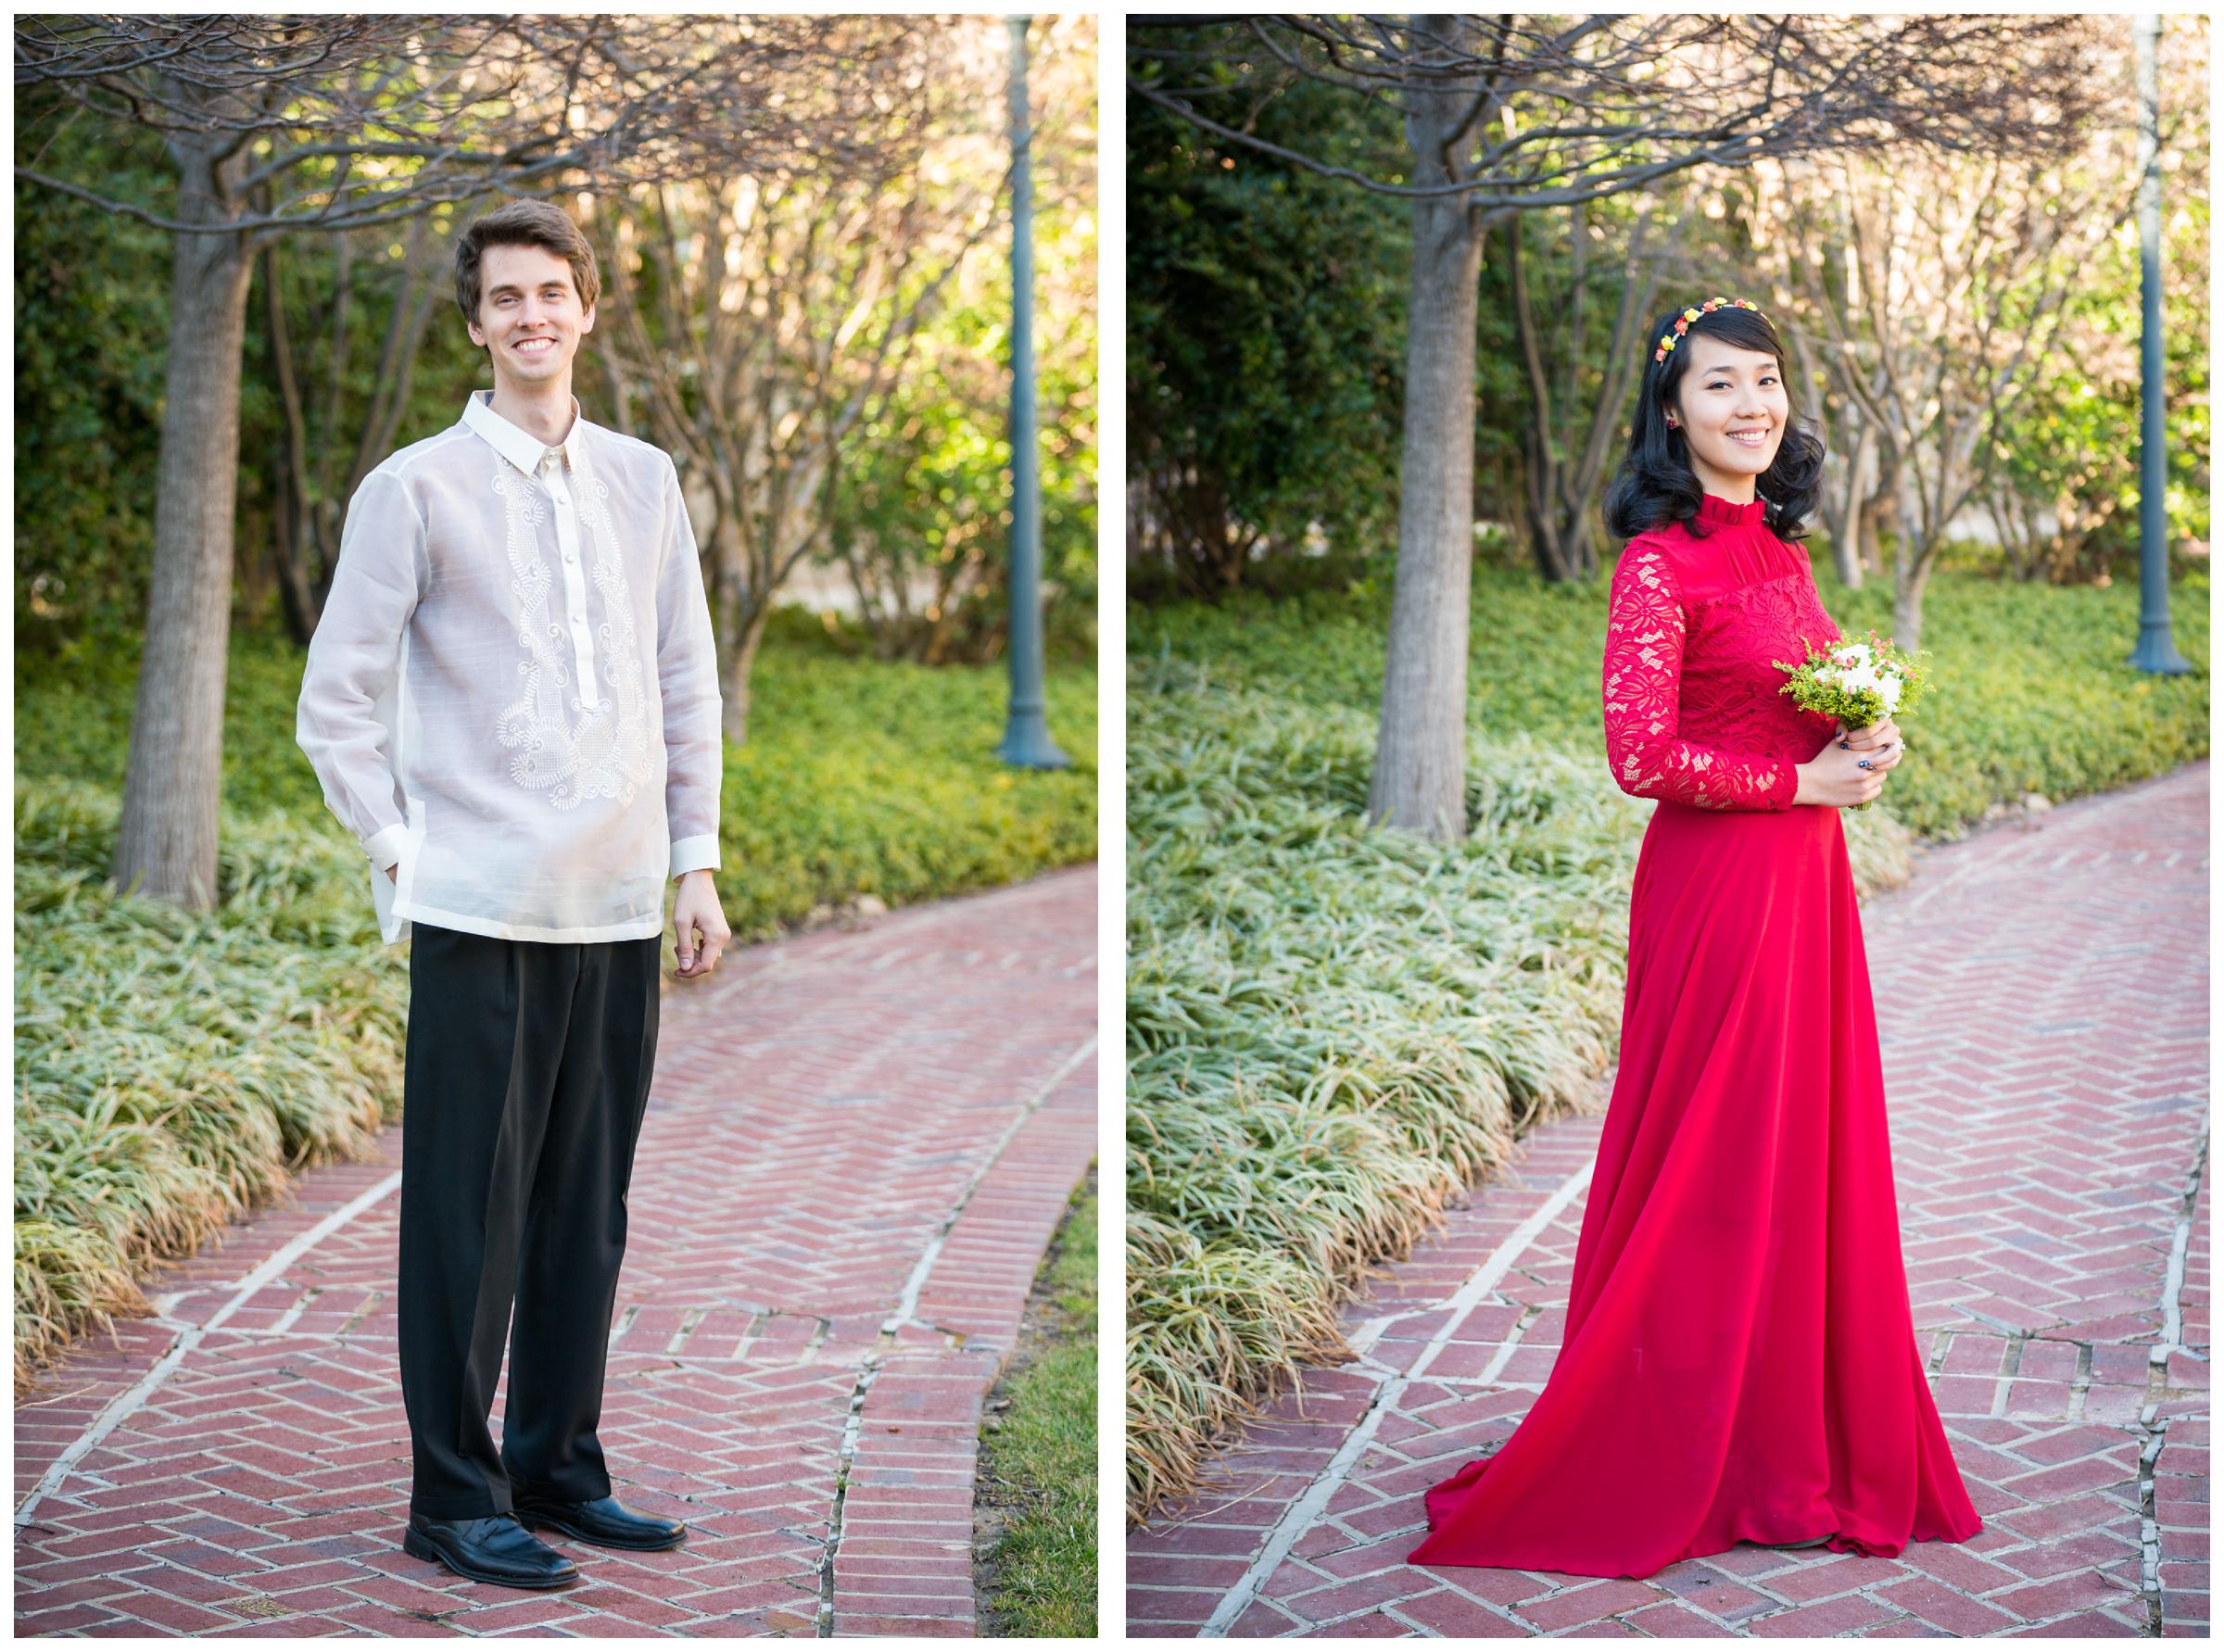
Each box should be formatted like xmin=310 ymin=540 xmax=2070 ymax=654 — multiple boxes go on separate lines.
xmin=1655 ymin=296 xmax=1765 ymax=363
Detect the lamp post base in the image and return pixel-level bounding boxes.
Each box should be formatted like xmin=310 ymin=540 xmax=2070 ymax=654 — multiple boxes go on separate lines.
xmin=996 ymin=708 xmax=1069 ymax=769
xmin=2129 ymin=622 xmax=2192 ymax=675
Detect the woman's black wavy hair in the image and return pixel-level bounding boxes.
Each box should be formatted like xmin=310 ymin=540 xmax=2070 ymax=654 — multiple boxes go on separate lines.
xmin=1600 ymin=300 xmax=1826 ymax=543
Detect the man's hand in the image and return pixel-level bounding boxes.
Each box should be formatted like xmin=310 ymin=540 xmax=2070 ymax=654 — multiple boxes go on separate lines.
xmin=385 ymin=863 xmax=397 ymax=883
xmin=673 ymin=869 xmax=730 ymax=978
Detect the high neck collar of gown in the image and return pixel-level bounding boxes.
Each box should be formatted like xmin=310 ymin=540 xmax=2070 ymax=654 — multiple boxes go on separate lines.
xmin=1696 ymin=491 xmax=1767 ymax=528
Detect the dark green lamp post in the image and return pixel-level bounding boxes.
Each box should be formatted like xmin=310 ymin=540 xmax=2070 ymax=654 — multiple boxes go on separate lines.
xmin=996 ymin=13 xmax=1070 ymax=767
xmin=2129 ymin=11 xmax=2190 ymax=675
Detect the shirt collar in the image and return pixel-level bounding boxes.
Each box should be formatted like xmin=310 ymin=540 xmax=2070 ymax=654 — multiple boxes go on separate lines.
xmin=463 ymin=388 xmax=586 ymax=475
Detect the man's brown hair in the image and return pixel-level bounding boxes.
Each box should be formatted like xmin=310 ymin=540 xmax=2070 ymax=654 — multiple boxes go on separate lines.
xmin=453 ymin=199 xmax=601 ymax=324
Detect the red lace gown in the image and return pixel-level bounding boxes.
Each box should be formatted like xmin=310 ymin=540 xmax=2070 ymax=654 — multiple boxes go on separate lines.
xmin=1411 ymin=491 xmax=1982 ymax=1579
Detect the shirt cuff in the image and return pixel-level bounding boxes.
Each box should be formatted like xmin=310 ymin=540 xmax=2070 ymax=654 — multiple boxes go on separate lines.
xmin=669 ymin=834 xmax=720 ymax=879
xmin=362 ymin=823 xmax=410 ymax=873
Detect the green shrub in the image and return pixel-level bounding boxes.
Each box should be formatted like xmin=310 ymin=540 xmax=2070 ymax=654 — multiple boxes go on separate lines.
xmin=14 ymin=784 xmax=407 ymax=1392
xmin=714 ymin=648 xmax=1098 ymax=940
xmin=18 ymin=625 xmax=1099 ymax=939
xmin=1814 ymin=568 xmax=2210 ymax=837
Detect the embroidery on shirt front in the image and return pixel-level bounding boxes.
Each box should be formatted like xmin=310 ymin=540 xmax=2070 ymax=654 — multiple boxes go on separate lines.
xmin=491 ymin=453 xmax=651 ymax=810
xmin=569 ymin=459 xmax=652 ymax=803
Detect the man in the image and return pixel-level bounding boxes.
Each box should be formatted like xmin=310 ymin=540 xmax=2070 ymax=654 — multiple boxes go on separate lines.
xmin=297 ymin=198 xmax=730 ymax=1591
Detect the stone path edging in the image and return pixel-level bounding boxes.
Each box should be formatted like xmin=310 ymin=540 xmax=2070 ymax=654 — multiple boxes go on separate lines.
xmin=1199 ymin=1166 xmax=1595 ymax=1636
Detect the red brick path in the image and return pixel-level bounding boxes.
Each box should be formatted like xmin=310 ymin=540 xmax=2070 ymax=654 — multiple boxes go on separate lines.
xmin=15 ymin=866 xmax=1096 ymax=1638
xmin=1130 ymin=763 xmax=2209 ymax=1639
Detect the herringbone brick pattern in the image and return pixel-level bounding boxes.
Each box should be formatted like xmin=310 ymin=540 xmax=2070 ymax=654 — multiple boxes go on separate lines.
xmin=1130 ymin=763 xmax=2208 ymax=1638
xmin=16 ymin=865 xmax=1096 ymax=1638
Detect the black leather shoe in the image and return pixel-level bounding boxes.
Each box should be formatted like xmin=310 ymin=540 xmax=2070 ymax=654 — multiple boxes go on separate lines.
xmin=512 ymin=1492 xmax=687 ymax=1551
xmin=402 ymin=1513 xmax=579 ymax=1588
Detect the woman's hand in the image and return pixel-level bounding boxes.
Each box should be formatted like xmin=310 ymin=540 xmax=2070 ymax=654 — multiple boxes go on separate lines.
xmin=1839 ymin=716 xmax=1903 ymax=772
xmin=1795 ymin=718 xmax=1905 ymax=809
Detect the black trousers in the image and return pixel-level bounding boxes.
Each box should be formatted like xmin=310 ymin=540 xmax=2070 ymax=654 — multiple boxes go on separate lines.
xmin=396 ymin=923 xmax=662 ymax=1521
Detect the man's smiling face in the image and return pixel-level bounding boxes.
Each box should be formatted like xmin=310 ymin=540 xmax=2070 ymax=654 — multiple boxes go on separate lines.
xmin=467 ymin=242 xmax=596 ymax=391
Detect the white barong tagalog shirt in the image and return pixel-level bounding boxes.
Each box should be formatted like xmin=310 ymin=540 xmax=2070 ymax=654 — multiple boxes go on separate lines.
xmin=297 ymin=390 xmax=723 ymax=946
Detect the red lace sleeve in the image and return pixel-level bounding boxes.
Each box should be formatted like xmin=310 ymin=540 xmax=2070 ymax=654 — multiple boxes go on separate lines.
xmin=1601 ymin=542 xmax=1799 ymax=811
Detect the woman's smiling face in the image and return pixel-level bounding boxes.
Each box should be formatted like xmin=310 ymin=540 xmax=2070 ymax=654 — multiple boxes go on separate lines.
xmin=1668 ymin=333 xmax=1789 ymax=499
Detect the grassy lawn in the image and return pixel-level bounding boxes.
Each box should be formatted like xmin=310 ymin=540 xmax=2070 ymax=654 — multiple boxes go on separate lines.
xmin=977 ymin=1181 xmax=1098 ymax=1637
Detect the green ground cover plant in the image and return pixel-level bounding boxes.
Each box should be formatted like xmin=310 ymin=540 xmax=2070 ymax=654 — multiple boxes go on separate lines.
xmin=15 ymin=623 xmax=1097 ymax=1391
xmin=15 ymin=783 xmax=406 ymax=1392
xmin=978 ymin=1184 xmax=1098 ymax=1637
xmin=1126 ymin=556 xmax=2206 ymax=1517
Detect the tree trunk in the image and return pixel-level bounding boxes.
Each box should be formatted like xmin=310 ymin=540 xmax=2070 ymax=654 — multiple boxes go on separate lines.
xmin=1831 ymin=420 xmax=1872 ymax=590
xmin=706 ymin=515 xmax=769 ymax=745
xmin=1562 ymin=515 xmax=1598 ymax=583
xmin=1866 ymin=443 xmax=1906 ymax=592
xmin=1891 ymin=551 xmax=1929 ymax=655
xmin=111 ymin=139 xmax=254 ymax=909
xmin=719 ymin=601 xmax=772 ymax=745
xmin=1367 ymin=18 xmax=1484 ymax=840
xmin=1882 ymin=448 xmax=1929 ymax=651
xmin=263 ymin=238 xmax=322 ymax=644
xmin=1856 ymin=493 xmax=1883 ymax=580
xmin=272 ymin=464 xmax=321 ymax=647
xmin=1881 ymin=464 xmax=1932 ymax=652
xmin=1508 ymin=214 xmax=1572 ymax=584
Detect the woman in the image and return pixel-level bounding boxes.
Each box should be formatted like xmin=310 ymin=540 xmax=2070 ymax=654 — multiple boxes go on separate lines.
xmin=1409 ymin=297 xmax=1983 ymax=1580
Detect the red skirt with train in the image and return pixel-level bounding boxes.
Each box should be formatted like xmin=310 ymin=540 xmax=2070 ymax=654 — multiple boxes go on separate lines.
xmin=1411 ymin=494 xmax=1982 ymax=1577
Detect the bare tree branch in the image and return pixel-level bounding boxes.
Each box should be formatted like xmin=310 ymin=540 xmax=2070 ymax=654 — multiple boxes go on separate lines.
xmin=1130 ymin=14 xmax=2108 ymax=202
xmin=19 ymin=15 xmax=934 ymax=236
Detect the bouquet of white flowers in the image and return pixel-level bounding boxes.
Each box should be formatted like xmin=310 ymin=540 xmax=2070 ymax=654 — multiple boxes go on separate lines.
xmin=1773 ymin=630 xmax=1932 ymax=730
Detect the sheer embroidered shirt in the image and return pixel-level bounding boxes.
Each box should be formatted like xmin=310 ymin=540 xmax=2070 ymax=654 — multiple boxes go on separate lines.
xmin=297 ymin=390 xmax=723 ymax=945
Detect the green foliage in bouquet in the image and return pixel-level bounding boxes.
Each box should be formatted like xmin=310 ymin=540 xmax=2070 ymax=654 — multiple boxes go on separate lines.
xmin=1775 ymin=629 xmax=1933 ymax=730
